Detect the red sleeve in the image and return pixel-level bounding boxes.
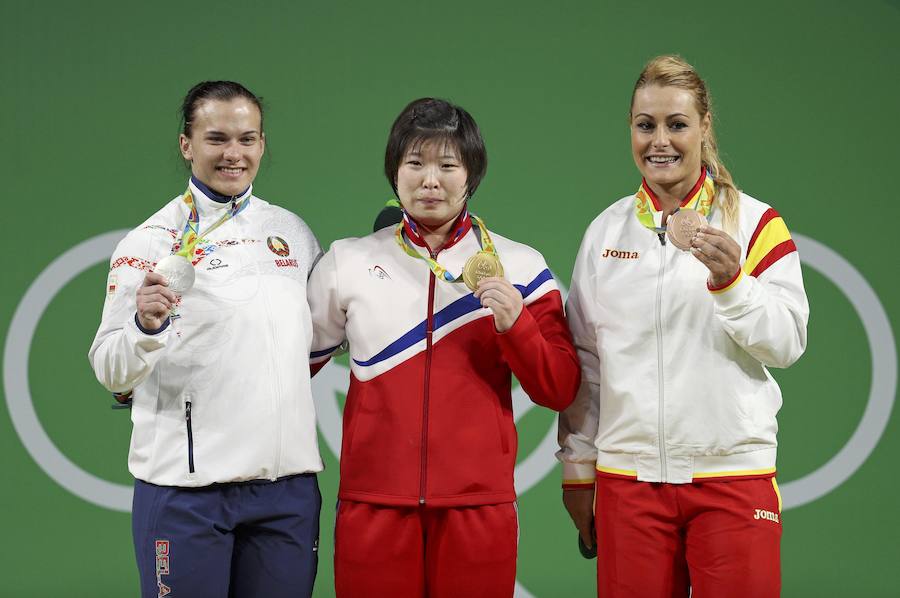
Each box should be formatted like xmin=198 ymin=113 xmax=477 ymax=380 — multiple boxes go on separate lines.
xmin=495 ymin=290 xmax=581 ymax=411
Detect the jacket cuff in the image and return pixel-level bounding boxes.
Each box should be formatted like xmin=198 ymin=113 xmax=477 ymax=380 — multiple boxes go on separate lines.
xmin=494 ymin=303 xmax=539 ymax=343
xmin=710 ymin=269 xmax=753 ymax=314
xmin=133 ymin=313 xmax=171 ymax=335
xmin=707 ymin=268 xmax=743 ymax=293
xmin=562 ymin=461 xmax=597 ymax=489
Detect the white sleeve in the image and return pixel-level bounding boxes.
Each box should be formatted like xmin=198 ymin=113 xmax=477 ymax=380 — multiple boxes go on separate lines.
xmin=307 ymin=245 xmax=347 ymax=365
xmin=87 ymin=232 xmax=172 ymax=393
xmin=556 ymin=228 xmax=601 ymax=485
xmin=296 ymin=217 xmax=323 ymax=279
xmin=711 ymin=220 xmax=809 ymax=369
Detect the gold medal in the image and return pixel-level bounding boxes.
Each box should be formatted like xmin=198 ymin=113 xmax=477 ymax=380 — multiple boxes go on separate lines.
xmin=462 ymin=251 xmax=504 ymax=292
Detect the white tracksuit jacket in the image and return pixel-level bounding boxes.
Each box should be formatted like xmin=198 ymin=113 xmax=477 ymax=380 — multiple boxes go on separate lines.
xmin=558 ymin=190 xmax=809 ymax=485
xmin=89 ymin=178 xmax=323 ymax=487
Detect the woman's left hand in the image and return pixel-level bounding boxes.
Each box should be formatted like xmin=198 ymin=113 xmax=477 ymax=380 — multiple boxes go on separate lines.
xmin=474 ymin=277 xmax=523 ymax=333
xmin=690 ymin=225 xmax=742 ymax=288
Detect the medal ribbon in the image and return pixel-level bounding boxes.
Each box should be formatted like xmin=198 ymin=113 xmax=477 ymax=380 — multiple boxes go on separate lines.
xmin=174 ymin=188 xmax=250 ymax=258
xmin=634 ymin=169 xmax=715 ymax=234
xmin=394 ymin=211 xmax=498 ymax=283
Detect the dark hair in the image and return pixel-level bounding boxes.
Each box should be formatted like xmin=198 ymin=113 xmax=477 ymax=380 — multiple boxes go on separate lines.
xmin=180 ymin=81 xmax=264 ymax=137
xmin=384 ymin=98 xmax=487 ymax=199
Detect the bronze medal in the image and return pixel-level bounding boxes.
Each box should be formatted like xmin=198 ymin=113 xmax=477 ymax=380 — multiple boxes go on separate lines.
xmin=666 ymin=208 xmax=705 ymax=251
xmin=462 ymin=251 xmax=504 ymax=292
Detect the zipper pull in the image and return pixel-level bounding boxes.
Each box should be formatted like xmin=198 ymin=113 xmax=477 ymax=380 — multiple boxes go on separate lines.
xmin=185 ymin=401 xmax=192 ymax=419
xmin=657 ymin=232 xmax=667 ymax=246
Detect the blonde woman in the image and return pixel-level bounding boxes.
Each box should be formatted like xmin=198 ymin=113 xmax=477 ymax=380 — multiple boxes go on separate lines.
xmin=558 ymin=56 xmax=809 ymax=597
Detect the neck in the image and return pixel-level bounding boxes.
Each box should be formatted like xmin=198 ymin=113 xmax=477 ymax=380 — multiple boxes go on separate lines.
xmin=421 ymin=218 xmax=458 ymax=252
xmin=191 ymin=175 xmax=248 ymax=204
xmin=651 ymin=182 xmax=691 ymax=215
xmin=403 ymin=206 xmax=470 ymax=254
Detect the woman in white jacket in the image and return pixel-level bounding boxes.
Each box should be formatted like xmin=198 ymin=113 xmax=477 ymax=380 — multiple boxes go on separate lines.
xmin=557 ymin=55 xmax=809 ymax=597
xmin=89 ymin=81 xmax=323 ymax=598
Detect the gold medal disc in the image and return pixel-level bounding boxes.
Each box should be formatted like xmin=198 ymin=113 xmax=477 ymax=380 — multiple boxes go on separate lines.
xmin=462 ymin=252 xmax=504 ymax=291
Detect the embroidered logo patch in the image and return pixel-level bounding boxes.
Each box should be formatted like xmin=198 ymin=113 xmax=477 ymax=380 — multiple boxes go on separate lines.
xmin=753 ymin=508 xmax=780 ymax=523
xmin=275 ymin=258 xmax=299 ymax=268
xmin=267 ymin=236 xmax=290 ymax=257
xmin=369 ymin=265 xmax=391 ymax=280
xmin=106 ymin=273 xmax=118 ymax=297
xmin=205 ymin=257 xmax=228 ymax=271
xmin=601 ymin=249 xmax=639 ymax=259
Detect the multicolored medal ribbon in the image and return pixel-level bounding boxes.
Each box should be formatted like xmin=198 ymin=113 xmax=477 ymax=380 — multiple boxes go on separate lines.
xmin=394 ymin=208 xmax=503 ymax=291
xmin=153 ymin=188 xmax=250 ymax=294
xmin=634 ymin=169 xmax=715 ymax=250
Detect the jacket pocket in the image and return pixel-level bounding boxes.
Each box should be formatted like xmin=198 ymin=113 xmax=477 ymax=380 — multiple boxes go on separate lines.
xmin=185 ymin=400 xmax=195 ymax=474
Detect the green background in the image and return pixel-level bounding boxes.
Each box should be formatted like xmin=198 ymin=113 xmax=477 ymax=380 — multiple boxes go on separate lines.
xmin=2 ymin=1 xmax=898 ymax=596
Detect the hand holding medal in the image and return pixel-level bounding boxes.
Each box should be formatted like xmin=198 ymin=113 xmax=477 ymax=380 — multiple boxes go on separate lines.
xmin=461 ymin=215 xmax=522 ymax=332
xmin=136 ymin=272 xmax=177 ymax=330
xmin=690 ymin=225 xmax=741 ymax=287
xmin=473 ymin=276 xmax=523 ymax=333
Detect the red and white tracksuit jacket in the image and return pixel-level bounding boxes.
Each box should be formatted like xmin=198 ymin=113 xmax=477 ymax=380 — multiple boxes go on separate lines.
xmin=308 ymin=212 xmax=580 ymax=507
xmin=558 ymin=190 xmax=809 ymax=487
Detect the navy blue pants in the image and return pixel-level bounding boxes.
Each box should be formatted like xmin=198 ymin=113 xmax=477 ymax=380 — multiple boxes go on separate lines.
xmin=132 ymin=474 xmax=320 ymax=598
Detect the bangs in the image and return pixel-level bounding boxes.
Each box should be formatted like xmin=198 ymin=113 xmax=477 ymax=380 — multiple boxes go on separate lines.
xmin=401 ymin=132 xmax=461 ymax=159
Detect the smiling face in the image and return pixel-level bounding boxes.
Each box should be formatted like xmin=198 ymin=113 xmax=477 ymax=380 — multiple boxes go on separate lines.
xmin=631 ymin=84 xmax=710 ymax=199
xmin=395 ymin=139 xmax=469 ymax=229
xmin=179 ymin=97 xmax=265 ymax=197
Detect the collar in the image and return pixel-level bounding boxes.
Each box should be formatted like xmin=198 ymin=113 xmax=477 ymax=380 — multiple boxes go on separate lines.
xmin=188 ymin=176 xmax=252 ymax=216
xmin=401 ymin=205 xmax=473 ymax=252
xmin=635 ymin=169 xmax=715 ymax=231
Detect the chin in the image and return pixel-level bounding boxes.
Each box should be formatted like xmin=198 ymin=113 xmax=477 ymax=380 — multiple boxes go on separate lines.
xmin=216 ymin=181 xmax=247 ymax=196
xmin=644 ymin=169 xmax=688 ymax=187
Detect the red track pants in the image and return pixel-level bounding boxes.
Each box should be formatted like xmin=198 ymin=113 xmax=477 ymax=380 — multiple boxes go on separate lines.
xmin=334 ymin=500 xmax=518 ymax=597
xmin=595 ymin=476 xmax=782 ymax=598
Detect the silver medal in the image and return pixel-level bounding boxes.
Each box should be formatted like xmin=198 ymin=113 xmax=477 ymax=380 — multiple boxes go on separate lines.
xmin=153 ymin=254 xmax=195 ymax=294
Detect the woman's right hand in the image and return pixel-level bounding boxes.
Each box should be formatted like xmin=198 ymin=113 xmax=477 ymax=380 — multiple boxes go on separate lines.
xmin=136 ymin=272 xmax=177 ymax=330
xmin=563 ymin=488 xmax=596 ymax=549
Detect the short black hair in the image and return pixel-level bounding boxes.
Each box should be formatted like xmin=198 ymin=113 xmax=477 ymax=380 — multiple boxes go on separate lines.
xmin=180 ymin=81 xmax=264 ymax=137
xmin=384 ymin=98 xmax=487 ymax=199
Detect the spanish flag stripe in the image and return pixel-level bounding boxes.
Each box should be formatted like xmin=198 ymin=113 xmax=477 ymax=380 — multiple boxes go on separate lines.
xmin=596 ymin=465 xmax=638 ymax=478
xmin=744 ymin=216 xmax=793 ymax=276
xmin=746 ymin=208 xmax=780 ymax=258
xmin=749 ymin=239 xmax=797 ymax=278
xmin=693 ymin=467 xmax=777 ymax=479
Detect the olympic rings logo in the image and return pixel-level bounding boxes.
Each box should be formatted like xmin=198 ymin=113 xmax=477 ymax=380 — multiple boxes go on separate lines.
xmin=3 ymin=231 xmax=896 ymax=516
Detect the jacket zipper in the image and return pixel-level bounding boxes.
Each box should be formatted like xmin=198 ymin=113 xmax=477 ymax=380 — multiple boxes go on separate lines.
xmin=185 ymin=401 xmax=195 ymax=474
xmin=258 ymin=242 xmax=284 ymax=479
xmin=655 ymin=233 xmax=668 ymax=481
xmin=419 ymin=254 xmax=438 ymax=505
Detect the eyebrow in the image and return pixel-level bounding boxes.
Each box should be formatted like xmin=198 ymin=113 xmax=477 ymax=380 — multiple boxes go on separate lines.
xmin=405 ymin=152 xmax=460 ymax=160
xmin=634 ymin=113 xmax=689 ymax=119
xmin=204 ymin=130 xmax=260 ymax=136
